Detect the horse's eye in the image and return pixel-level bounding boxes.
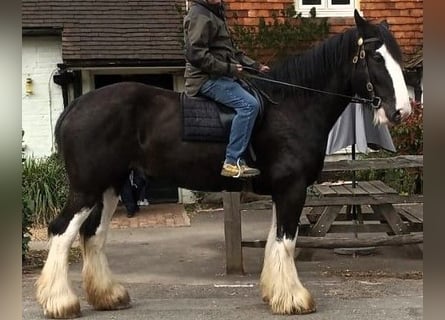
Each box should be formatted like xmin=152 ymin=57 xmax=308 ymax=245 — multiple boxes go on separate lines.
xmin=373 ymin=53 xmax=384 ymax=63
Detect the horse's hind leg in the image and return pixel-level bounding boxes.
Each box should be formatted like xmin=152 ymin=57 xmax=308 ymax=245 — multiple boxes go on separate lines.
xmin=79 ymin=187 xmax=130 ymax=311
xmin=36 ymin=192 xmax=95 ymax=319
xmin=260 ymin=184 xmax=316 ymax=315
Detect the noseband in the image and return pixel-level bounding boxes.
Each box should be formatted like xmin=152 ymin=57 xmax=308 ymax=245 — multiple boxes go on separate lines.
xmin=352 ymin=36 xmax=382 ymax=109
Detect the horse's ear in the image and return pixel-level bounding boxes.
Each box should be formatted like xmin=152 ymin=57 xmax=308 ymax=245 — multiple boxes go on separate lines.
xmin=354 ymin=9 xmax=367 ymax=31
xmin=380 ymin=19 xmax=389 ymax=29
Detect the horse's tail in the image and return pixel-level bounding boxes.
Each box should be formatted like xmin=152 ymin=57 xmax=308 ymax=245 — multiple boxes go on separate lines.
xmin=54 ymin=98 xmax=78 ymax=158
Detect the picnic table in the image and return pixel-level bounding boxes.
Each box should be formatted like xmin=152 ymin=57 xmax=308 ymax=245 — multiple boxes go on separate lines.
xmin=223 ymin=155 xmax=423 ymax=274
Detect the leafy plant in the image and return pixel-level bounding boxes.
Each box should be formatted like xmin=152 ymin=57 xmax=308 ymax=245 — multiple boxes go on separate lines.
xmin=390 ymin=100 xmax=423 ymax=155
xmin=22 ymin=153 xmax=69 ymax=227
xmin=356 ymin=100 xmax=423 ymax=194
xmin=22 ymin=130 xmax=32 ymax=260
xmin=230 ymin=6 xmax=329 ymax=63
xmin=22 ymin=199 xmax=33 ymax=261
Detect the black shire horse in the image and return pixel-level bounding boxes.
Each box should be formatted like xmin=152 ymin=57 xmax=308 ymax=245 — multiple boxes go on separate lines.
xmin=36 ymin=11 xmax=411 ymax=318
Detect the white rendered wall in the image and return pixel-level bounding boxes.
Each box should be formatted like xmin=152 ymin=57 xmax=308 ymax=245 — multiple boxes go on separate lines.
xmin=22 ymin=36 xmax=64 ymax=158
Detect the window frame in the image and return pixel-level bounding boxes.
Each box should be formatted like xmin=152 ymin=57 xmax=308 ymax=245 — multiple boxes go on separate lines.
xmin=296 ymin=0 xmax=357 ymax=17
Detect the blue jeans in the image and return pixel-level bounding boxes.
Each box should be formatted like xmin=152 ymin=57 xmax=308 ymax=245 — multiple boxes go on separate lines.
xmin=200 ymin=77 xmax=260 ymax=164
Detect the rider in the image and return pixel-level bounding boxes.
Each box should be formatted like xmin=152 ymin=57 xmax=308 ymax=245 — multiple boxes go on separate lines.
xmin=183 ymin=0 xmax=270 ymax=178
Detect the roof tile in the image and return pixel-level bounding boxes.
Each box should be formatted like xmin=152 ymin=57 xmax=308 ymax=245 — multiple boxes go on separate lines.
xmin=22 ymin=0 xmax=185 ymax=64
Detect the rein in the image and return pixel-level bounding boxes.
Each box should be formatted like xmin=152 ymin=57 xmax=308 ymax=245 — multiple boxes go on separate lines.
xmin=243 ymin=71 xmax=380 ymax=107
xmin=242 ymin=36 xmax=383 ymax=110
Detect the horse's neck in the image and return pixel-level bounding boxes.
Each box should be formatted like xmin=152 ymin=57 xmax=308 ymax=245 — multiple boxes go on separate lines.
xmin=301 ymin=52 xmax=356 ymax=134
xmin=273 ymin=34 xmax=356 ymax=126
xmin=265 ymin=79 xmax=352 ymax=161
xmin=287 ymin=76 xmax=353 ymax=138
xmin=316 ymin=96 xmax=352 ymax=132
xmin=260 ymin=31 xmax=359 ymax=143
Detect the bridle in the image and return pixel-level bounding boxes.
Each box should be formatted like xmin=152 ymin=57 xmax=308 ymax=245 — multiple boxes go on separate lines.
xmin=242 ymin=36 xmax=384 ymax=110
xmin=351 ymin=36 xmax=383 ymax=109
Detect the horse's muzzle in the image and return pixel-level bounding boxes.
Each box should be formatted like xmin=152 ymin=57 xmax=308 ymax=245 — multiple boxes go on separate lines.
xmin=391 ymin=110 xmax=402 ymax=124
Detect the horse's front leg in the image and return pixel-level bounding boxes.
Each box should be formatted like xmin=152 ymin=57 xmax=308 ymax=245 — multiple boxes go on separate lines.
xmin=260 ymin=184 xmax=316 ymax=315
xmin=36 ymin=192 xmax=95 ymax=318
xmin=79 ymin=188 xmax=130 ymax=311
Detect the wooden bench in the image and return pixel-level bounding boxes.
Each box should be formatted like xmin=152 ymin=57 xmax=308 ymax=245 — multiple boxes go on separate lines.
xmin=223 ymin=155 xmax=423 ymax=274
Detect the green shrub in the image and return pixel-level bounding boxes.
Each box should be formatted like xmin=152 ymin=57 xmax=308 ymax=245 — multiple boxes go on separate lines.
xmin=390 ymin=100 xmax=423 ymax=155
xmin=355 ymin=156 xmax=422 ymax=195
xmin=22 ymin=195 xmax=33 ymax=261
xmin=231 ymin=6 xmax=329 ymax=62
xmin=22 ymin=129 xmax=32 ymax=260
xmin=22 ymin=153 xmax=69 ymax=227
xmin=357 ymin=100 xmax=423 ymax=194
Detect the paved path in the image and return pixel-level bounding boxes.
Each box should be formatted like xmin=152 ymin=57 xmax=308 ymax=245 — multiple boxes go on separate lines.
xmin=23 ymin=207 xmax=423 ymax=319
xmin=111 ymin=203 xmax=191 ymax=229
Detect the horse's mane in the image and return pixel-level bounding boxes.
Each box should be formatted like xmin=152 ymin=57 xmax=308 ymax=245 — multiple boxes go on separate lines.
xmin=260 ymin=28 xmax=358 ymax=97
xmin=257 ymin=23 xmax=402 ymax=98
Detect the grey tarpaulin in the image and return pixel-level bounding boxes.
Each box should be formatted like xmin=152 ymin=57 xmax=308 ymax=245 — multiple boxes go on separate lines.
xmin=326 ymin=102 xmax=396 ymax=254
xmin=326 ymin=103 xmax=396 ymax=155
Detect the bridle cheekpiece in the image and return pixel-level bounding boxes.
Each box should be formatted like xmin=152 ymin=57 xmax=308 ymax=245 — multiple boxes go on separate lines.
xmin=352 ymin=36 xmax=382 ymax=109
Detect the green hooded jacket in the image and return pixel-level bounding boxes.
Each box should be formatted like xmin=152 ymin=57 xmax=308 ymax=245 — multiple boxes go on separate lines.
xmin=183 ymin=0 xmax=260 ymax=96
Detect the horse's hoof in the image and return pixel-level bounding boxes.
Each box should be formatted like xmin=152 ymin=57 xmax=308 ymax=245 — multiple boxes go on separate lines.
xmin=87 ymin=284 xmax=131 ymax=311
xmin=269 ymin=287 xmax=316 ymax=315
xmin=36 ymin=280 xmax=81 ymax=319
xmin=271 ymin=302 xmax=316 ymax=315
xmin=41 ymin=299 xmax=81 ymax=319
xmin=93 ymin=294 xmax=131 ymax=311
xmin=299 ymin=306 xmax=317 ymax=315
xmin=93 ymin=291 xmax=131 ymax=311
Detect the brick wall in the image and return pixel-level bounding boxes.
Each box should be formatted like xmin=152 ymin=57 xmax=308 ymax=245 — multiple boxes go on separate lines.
xmin=22 ymin=36 xmax=64 ymax=158
xmin=225 ymin=0 xmax=423 ymax=61
xmin=225 ymin=0 xmax=294 ymax=26
xmin=361 ymin=0 xmax=423 ymax=57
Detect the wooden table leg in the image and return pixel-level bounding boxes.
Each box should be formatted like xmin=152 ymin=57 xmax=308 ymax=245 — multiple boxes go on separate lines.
xmin=223 ymin=192 xmax=244 ymax=274
xmin=309 ymin=205 xmax=343 ymax=237
xmin=371 ymin=203 xmax=408 ymax=235
xmin=371 ymin=203 xmax=422 ymax=258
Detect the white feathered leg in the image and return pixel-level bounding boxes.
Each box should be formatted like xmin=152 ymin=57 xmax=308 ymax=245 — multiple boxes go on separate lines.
xmin=36 ymin=208 xmax=92 ymax=319
xmin=81 ymin=188 xmax=130 ymax=310
xmin=260 ymin=203 xmax=316 ymax=314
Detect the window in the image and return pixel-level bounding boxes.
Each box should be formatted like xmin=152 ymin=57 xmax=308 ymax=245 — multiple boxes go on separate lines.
xmin=296 ymin=0 xmax=356 ymax=17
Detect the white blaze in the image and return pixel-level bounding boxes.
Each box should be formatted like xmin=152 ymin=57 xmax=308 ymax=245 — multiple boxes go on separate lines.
xmin=377 ymin=44 xmax=412 ymax=120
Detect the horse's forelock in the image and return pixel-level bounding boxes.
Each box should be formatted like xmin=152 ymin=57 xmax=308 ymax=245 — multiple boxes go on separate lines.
xmin=378 ymin=24 xmax=403 ymax=64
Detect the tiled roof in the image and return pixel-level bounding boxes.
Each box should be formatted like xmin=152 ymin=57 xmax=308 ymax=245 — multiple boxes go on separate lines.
xmin=22 ymin=0 xmax=186 ymax=66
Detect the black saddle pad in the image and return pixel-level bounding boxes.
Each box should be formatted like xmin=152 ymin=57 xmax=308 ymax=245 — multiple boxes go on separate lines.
xmin=181 ymin=93 xmax=234 ymax=143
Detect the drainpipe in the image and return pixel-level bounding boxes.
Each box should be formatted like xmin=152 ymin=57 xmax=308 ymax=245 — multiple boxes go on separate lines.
xmin=53 ymin=63 xmax=75 ymax=108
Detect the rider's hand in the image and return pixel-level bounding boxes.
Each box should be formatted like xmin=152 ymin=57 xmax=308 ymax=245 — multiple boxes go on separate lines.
xmin=235 ymin=64 xmax=243 ymax=73
xmin=259 ymin=64 xmax=270 ymax=73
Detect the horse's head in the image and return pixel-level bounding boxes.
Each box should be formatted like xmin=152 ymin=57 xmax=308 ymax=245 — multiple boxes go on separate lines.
xmin=352 ymin=10 xmax=411 ymax=125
